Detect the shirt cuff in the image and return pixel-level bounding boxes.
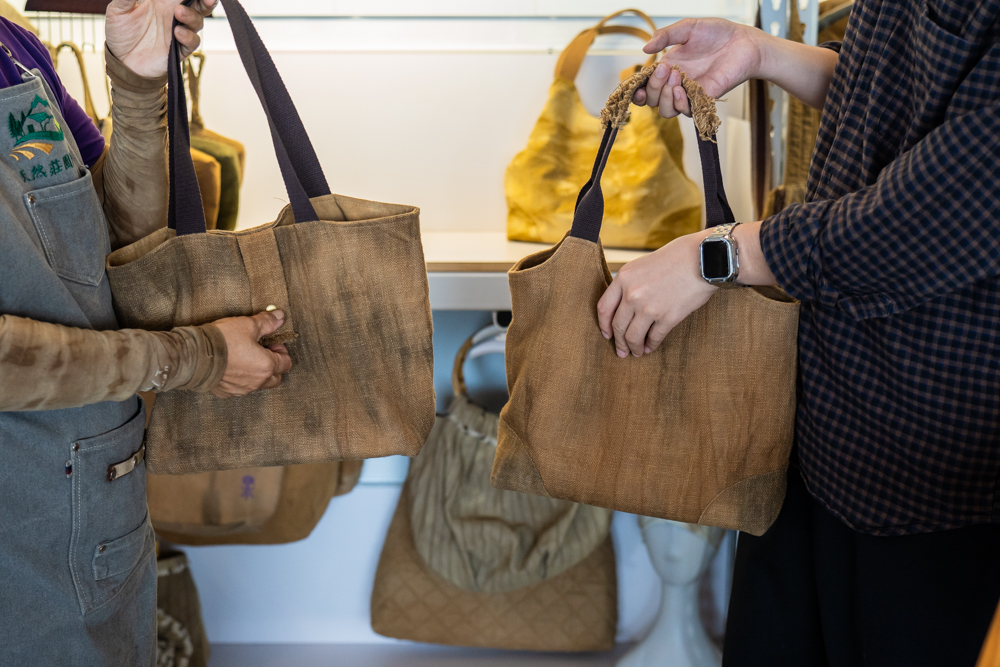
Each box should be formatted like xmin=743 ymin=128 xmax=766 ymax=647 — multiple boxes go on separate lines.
xmin=105 ymin=44 xmax=167 ymax=94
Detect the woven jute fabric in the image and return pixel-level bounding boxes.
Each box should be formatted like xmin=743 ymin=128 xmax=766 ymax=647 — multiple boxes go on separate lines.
xmin=371 ymin=491 xmax=617 ymax=651
xmin=493 ymin=237 xmax=798 ymax=536
xmin=505 ymin=10 xmax=702 ymax=250
xmin=107 ymin=192 xmax=435 ymax=474
xmin=154 ymin=460 xmax=361 ymax=546
xmin=492 ymin=70 xmax=800 ymax=536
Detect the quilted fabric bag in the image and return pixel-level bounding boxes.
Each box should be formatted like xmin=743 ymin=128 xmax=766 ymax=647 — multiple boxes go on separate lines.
xmin=505 ymin=9 xmax=702 ymax=250
xmin=105 ymin=0 xmax=435 ymax=474
xmin=371 ymin=337 xmax=617 ymax=651
xmin=492 ymin=69 xmax=800 ymax=537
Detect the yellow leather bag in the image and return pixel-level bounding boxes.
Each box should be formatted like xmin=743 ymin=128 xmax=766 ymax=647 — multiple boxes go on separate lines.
xmin=506 ymin=9 xmax=702 ymax=250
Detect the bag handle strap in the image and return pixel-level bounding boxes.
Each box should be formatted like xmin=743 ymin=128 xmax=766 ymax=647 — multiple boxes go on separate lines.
xmin=54 ymin=42 xmax=99 ymax=125
xmin=569 ymin=65 xmax=733 ymax=243
xmin=555 ymin=9 xmax=658 ymax=82
xmin=168 ymin=0 xmax=331 ymax=236
xmin=451 ymin=336 xmax=475 ymax=398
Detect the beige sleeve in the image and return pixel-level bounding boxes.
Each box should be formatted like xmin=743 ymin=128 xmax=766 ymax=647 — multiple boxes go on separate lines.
xmin=91 ymin=46 xmax=170 ymax=250
xmin=0 ymin=315 xmax=228 ymax=412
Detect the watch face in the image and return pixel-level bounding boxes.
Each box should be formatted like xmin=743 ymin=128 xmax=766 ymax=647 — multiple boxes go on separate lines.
xmin=701 ymin=239 xmax=731 ymax=280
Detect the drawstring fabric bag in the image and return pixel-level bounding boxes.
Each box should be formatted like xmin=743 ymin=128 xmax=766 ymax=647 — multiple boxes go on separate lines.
xmin=492 ymin=68 xmax=800 ymax=537
xmin=371 ymin=337 xmax=617 ymax=651
xmin=505 ymin=9 xmax=702 ymax=250
xmin=105 ymin=0 xmax=435 ymax=475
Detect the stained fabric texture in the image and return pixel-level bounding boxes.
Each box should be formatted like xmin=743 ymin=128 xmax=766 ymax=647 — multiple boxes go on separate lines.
xmin=106 ymin=0 xmax=435 ymax=474
xmin=372 ymin=489 xmax=618 ymax=651
xmin=492 ymin=70 xmax=800 ymax=536
xmin=406 ymin=337 xmax=612 ymax=594
xmin=759 ymin=0 xmax=1000 ymax=535
xmin=505 ymin=9 xmax=701 ymax=250
xmin=153 ymin=460 xmax=363 ymax=546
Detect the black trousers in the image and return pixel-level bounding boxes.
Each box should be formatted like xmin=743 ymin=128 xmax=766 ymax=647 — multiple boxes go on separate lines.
xmin=723 ymin=465 xmax=1000 ymax=667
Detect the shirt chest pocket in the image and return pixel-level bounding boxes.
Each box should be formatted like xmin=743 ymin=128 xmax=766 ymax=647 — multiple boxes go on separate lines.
xmin=25 ymin=168 xmax=110 ymax=287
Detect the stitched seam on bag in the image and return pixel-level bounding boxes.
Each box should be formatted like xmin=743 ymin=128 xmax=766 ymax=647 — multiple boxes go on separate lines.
xmin=696 ymin=466 xmax=788 ymax=526
xmin=499 ymin=418 xmax=552 ymax=498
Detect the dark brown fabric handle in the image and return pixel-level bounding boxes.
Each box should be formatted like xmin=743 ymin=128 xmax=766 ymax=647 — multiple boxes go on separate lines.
xmin=569 ymin=124 xmax=734 ymax=243
xmin=169 ymin=0 xmax=332 ymax=236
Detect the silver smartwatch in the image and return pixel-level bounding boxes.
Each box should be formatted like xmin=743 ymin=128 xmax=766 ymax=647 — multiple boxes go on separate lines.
xmin=699 ymin=223 xmax=741 ymax=284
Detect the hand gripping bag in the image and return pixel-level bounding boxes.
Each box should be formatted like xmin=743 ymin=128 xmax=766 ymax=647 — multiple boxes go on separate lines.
xmin=492 ymin=69 xmax=800 ymax=536
xmin=105 ymin=0 xmax=435 ymax=474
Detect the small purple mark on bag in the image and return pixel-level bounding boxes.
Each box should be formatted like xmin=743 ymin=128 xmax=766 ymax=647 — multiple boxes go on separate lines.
xmin=241 ymin=475 xmax=255 ymax=500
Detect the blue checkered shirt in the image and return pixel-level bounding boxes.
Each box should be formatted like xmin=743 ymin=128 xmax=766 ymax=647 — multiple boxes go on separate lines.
xmin=759 ymin=0 xmax=1000 ymax=535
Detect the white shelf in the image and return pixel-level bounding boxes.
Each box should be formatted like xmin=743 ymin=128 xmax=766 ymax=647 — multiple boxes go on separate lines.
xmin=422 ymin=230 xmax=648 ymax=311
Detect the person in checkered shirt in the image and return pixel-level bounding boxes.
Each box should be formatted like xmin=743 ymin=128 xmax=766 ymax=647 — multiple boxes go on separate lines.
xmin=598 ymin=2 xmax=1000 ymax=664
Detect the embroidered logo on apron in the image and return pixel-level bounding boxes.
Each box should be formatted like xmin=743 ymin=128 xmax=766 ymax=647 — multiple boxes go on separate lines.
xmin=7 ymin=94 xmax=73 ymax=185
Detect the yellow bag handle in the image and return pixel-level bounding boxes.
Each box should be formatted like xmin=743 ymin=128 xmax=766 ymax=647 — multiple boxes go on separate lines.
xmin=555 ymin=8 xmax=658 ymax=83
xmin=53 ymin=42 xmax=100 ymax=126
xmin=186 ymin=51 xmax=207 ymax=132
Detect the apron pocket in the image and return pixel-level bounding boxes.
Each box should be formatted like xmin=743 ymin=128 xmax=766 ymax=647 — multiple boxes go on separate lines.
xmin=70 ymin=399 xmax=153 ymax=614
xmin=26 ymin=168 xmax=110 ymax=287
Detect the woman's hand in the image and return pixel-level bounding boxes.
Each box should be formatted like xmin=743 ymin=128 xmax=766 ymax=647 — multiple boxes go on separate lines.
xmin=598 ymin=231 xmax=718 ymax=358
xmin=106 ymin=0 xmax=218 ymax=79
xmin=634 ymin=18 xmax=765 ymax=118
xmin=209 ymin=310 xmax=293 ymax=399
xmin=597 ymin=223 xmax=777 ymax=358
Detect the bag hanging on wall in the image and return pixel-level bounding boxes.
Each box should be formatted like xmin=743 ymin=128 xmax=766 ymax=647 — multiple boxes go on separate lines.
xmin=505 ymin=9 xmax=702 ymax=250
xmin=492 ymin=69 xmax=800 ymax=537
xmin=105 ymin=0 xmax=436 ymax=475
xmin=371 ymin=337 xmax=617 ymax=652
xmin=186 ymin=52 xmax=246 ymax=231
xmin=155 ymin=460 xmax=362 ymax=546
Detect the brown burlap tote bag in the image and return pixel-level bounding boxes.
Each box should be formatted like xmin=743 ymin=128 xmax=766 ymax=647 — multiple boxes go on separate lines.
xmin=371 ymin=337 xmax=617 ymax=651
xmin=105 ymin=0 xmax=435 ymax=475
xmin=491 ymin=69 xmax=800 ymax=537
xmin=154 ymin=460 xmax=362 ymax=546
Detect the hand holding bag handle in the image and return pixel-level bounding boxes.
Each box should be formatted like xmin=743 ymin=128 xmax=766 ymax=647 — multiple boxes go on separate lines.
xmin=168 ymin=0 xmax=331 ymax=235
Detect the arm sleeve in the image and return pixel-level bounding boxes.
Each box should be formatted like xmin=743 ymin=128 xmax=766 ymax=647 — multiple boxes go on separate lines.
xmin=0 ymin=316 xmax=228 ymax=412
xmin=759 ymin=100 xmax=1000 ymax=320
xmin=91 ymin=47 xmax=169 ymax=250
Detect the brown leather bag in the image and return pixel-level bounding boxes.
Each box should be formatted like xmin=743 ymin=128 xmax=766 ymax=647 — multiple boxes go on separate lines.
xmin=371 ymin=337 xmax=617 ymax=650
xmin=105 ymin=0 xmax=435 ymax=475
xmin=491 ymin=70 xmax=800 ymax=537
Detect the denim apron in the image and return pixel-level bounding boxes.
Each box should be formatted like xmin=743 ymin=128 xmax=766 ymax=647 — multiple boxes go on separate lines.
xmin=0 ymin=65 xmax=155 ymax=666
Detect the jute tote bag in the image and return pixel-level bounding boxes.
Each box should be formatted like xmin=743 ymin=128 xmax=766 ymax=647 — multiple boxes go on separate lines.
xmin=156 ymin=549 xmax=210 ymax=667
xmin=106 ymin=0 xmax=435 ymax=475
xmin=492 ymin=69 xmax=800 ymax=536
xmin=154 ymin=460 xmax=363 ymax=546
xmin=505 ymin=9 xmax=702 ymax=250
xmin=371 ymin=338 xmax=617 ymax=651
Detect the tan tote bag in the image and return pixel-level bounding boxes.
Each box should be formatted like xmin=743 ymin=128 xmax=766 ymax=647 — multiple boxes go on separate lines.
xmin=105 ymin=0 xmax=435 ymax=475
xmin=491 ymin=69 xmax=800 ymax=537
xmin=372 ymin=337 xmax=617 ymax=651
xmin=154 ymin=460 xmax=363 ymax=546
